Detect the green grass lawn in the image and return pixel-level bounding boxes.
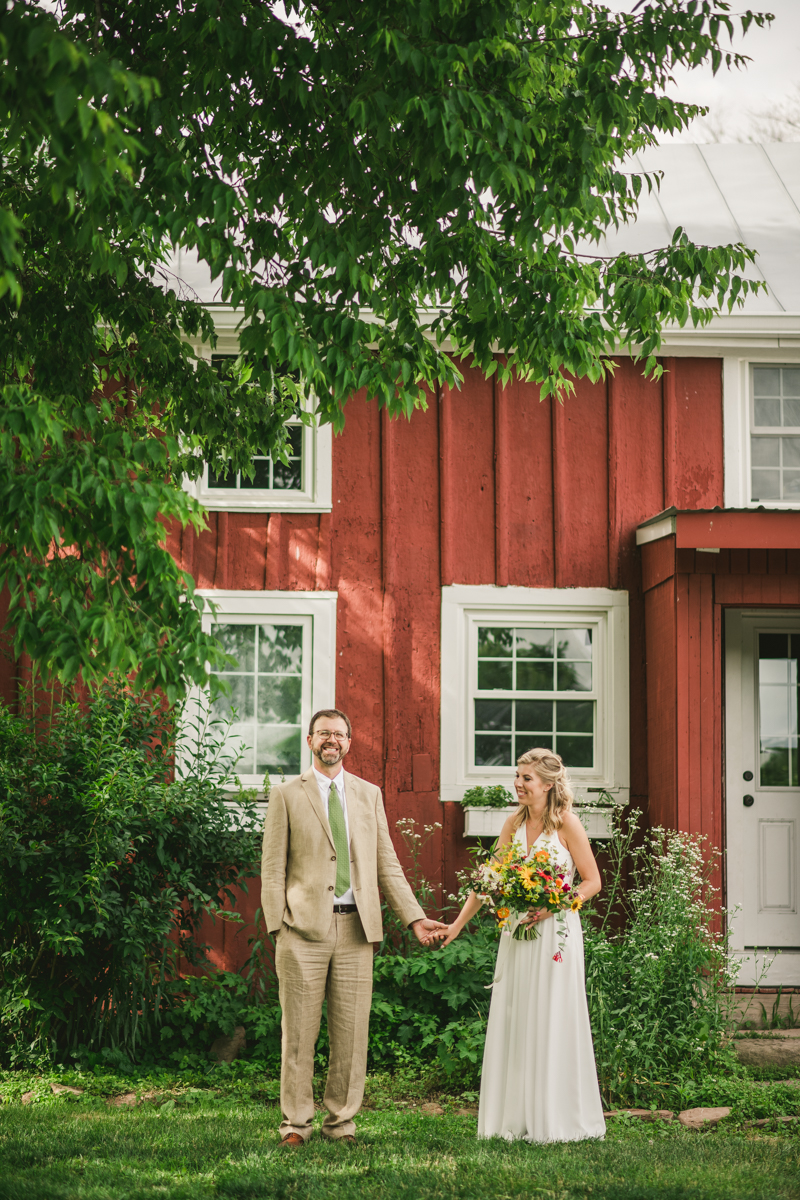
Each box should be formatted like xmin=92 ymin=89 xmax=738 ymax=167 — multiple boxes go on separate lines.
xmin=1 ymin=1097 xmax=799 ymax=1200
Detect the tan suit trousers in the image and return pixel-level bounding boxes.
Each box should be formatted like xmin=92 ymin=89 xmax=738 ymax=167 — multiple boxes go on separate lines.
xmin=275 ymin=911 xmax=373 ymax=1140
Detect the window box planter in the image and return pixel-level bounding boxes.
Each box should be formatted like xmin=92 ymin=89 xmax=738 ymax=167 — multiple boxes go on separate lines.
xmin=576 ymin=806 xmax=615 ymax=840
xmin=462 ymin=806 xmax=518 ymax=837
xmin=461 ymin=804 xmax=615 ymax=840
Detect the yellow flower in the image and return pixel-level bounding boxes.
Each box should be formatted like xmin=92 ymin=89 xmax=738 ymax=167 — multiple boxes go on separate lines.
xmin=518 ymin=866 xmax=535 ymax=889
xmin=570 ymin=896 xmax=583 ymax=912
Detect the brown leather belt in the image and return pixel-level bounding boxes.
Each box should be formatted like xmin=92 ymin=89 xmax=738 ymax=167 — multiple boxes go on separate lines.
xmin=332 ymin=904 xmax=357 ymax=914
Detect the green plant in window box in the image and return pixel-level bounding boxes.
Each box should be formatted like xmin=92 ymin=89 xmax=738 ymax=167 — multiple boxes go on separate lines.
xmin=460 ymin=785 xmax=516 ymax=809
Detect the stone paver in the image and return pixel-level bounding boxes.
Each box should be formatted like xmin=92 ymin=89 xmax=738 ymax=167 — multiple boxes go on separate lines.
xmin=735 ymin=1034 xmax=800 ymax=1068
xmin=677 ymin=1106 xmax=732 ymax=1130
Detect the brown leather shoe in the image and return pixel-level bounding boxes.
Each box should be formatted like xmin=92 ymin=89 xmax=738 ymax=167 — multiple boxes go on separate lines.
xmin=324 ymin=1133 xmax=356 ymax=1145
xmin=278 ymin=1132 xmax=305 ymax=1149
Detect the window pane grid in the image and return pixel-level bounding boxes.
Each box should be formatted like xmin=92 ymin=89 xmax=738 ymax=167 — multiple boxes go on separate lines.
xmin=207 ymin=426 xmax=303 ymax=493
xmin=474 ymin=626 xmax=595 ymax=769
xmin=751 ymin=366 xmax=800 ymax=501
xmin=211 ymin=622 xmax=304 ymax=777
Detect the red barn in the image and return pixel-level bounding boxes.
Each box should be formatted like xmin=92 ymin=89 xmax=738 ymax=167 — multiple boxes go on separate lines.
xmin=168 ymin=143 xmax=800 ymax=987
xmin=24 ymin=144 xmax=800 ymax=988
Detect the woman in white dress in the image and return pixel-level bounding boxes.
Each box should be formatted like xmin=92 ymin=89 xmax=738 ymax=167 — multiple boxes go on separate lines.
xmin=442 ymin=748 xmax=606 ymax=1143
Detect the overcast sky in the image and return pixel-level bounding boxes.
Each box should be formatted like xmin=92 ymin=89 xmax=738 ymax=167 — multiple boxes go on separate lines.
xmin=604 ymin=0 xmax=800 ymax=141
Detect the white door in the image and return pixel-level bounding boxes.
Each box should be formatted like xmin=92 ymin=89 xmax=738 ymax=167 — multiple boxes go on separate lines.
xmin=725 ymin=610 xmax=800 ymax=986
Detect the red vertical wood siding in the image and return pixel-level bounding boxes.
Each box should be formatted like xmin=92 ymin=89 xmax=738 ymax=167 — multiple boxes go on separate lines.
xmin=331 ymin=393 xmax=384 ymax=786
xmin=640 ymin=537 xmax=800 ymax=906
xmin=495 ymin=376 xmax=555 ymax=588
xmin=607 ymin=361 xmax=666 ymax=799
xmin=552 ymin=376 xmax=609 ymax=588
xmin=674 ymin=358 xmax=725 ymax=508
xmin=440 ymin=376 xmax=495 ymax=585
xmin=381 ymin=396 xmax=443 ymax=886
xmin=644 ymin=574 xmax=677 ymax=830
xmin=3 ymin=355 xmax=748 ymax=967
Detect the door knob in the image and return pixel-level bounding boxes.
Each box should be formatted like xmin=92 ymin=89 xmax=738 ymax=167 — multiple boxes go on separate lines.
xmin=743 ymin=794 xmax=755 ymax=807
xmin=743 ymin=770 xmax=754 ymax=782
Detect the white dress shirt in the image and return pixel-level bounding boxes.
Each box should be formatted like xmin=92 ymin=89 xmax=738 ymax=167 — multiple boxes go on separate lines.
xmin=313 ymin=765 xmax=355 ymax=906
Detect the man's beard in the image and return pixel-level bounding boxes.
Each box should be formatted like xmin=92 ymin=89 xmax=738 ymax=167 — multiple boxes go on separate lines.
xmin=315 ymin=745 xmax=346 ymax=767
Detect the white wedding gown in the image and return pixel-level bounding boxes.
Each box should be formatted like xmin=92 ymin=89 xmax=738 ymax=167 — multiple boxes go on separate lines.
xmin=477 ymin=826 xmax=606 ymax=1143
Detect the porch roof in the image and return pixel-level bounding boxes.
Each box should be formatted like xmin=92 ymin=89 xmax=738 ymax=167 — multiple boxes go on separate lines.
xmin=636 ymin=507 xmax=800 ymax=550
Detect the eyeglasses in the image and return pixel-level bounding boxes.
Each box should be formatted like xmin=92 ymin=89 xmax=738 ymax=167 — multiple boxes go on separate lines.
xmin=313 ymin=730 xmax=349 ymax=742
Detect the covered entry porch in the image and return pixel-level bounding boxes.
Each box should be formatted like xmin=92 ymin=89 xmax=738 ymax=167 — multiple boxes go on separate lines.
xmin=637 ymin=508 xmax=800 ymax=986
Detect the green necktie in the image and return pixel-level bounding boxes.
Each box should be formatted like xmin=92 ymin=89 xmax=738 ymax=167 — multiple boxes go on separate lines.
xmin=328 ymin=781 xmax=351 ymax=897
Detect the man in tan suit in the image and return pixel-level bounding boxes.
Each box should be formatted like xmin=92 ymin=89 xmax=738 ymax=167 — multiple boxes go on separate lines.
xmin=261 ymin=708 xmax=446 ymax=1147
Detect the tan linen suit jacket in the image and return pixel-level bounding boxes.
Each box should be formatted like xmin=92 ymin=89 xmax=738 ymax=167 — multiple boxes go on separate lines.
xmin=261 ymin=769 xmax=425 ymax=942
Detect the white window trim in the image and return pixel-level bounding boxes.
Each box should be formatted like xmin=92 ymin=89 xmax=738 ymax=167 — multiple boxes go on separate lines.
xmin=185 ymin=589 xmax=337 ymax=795
xmin=724 ymin=354 xmax=800 ymax=509
xmin=183 ymin=340 xmax=332 ymax=512
xmin=440 ymin=586 xmax=630 ymax=806
xmin=183 ymin=420 xmax=332 ymax=513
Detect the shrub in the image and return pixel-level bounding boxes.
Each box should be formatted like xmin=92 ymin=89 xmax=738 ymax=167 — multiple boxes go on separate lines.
xmin=582 ymin=811 xmax=740 ymax=1107
xmin=371 ymin=914 xmax=497 ymax=1078
xmin=0 ymin=686 xmax=261 ymax=1066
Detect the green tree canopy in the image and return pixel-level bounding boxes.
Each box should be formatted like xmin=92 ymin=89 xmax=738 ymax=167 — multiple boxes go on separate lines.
xmin=0 ymin=0 xmax=768 ymax=697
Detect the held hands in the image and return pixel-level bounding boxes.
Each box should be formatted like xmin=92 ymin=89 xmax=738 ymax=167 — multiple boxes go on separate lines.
xmin=420 ymin=922 xmax=461 ymax=947
xmin=411 ymin=918 xmax=449 ymax=946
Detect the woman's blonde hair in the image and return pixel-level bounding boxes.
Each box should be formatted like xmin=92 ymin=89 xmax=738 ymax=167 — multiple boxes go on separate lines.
xmin=511 ymin=747 xmax=574 ymax=836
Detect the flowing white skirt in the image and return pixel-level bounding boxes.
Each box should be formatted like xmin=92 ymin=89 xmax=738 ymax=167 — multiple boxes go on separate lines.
xmin=478 ymin=910 xmax=606 ymax=1143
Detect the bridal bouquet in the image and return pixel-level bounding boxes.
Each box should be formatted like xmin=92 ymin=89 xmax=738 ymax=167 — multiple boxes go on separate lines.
xmin=471 ymin=840 xmax=582 ymax=948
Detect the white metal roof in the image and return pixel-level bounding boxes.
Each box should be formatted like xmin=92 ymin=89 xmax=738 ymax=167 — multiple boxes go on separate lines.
xmin=597 ymin=143 xmax=800 ymax=316
xmin=171 ymin=143 xmax=800 ymax=351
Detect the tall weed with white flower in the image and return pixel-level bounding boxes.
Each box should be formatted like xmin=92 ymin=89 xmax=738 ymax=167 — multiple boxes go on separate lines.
xmin=583 ymin=809 xmax=739 ymax=1107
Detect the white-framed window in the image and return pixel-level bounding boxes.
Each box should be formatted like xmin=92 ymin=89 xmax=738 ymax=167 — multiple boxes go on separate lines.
xmin=750 ymin=365 xmax=800 ymax=503
xmin=183 ymin=356 xmax=332 ymax=513
xmin=440 ymin=586 xmax=630 ymax=806
xmin=724 ymin=357 xmax=800 ymax=509
xmin=192 ymin=590 xmax=337 ymax=791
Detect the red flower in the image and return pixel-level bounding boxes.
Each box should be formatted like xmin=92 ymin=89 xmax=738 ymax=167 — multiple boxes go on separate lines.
xmin=553 ymin=951 xmax=563 ymax=963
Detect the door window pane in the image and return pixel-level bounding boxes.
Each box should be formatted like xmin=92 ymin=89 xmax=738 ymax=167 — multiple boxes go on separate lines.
xmin=212 ymin=622 xmax=303 ymax=777
xmin=758 ymin=632 xmax=799 ymax=787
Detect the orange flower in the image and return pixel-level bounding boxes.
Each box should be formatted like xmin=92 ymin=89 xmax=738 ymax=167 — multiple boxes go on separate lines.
xmin=497 ymin=907 xmax=510 ymax=920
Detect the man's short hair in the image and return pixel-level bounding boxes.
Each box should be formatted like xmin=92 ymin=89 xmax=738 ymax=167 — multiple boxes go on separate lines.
xmin=308 ymin=708 xmax=352 ymax=738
